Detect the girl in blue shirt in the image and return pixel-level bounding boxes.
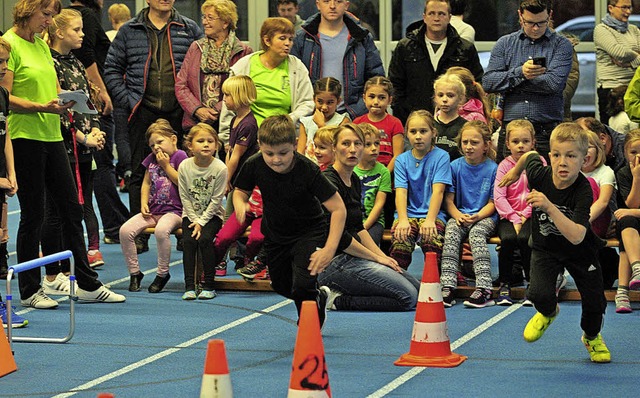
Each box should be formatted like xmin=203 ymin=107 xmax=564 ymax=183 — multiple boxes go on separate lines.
xmin=441 ymin=120 xmax=498 ymax=308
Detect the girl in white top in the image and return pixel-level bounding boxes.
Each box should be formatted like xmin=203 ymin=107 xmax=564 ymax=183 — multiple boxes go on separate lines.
xmin=297 ymin=77 xmax=349 ymax=163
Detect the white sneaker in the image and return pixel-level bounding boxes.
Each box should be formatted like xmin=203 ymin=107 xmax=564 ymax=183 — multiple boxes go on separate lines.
xmin=76 ymin=285 xmax=126 ymax=303
xmin=20 ymin=288 xmax=59 ymax=309
xmin=323 ymin=286 xmax=342 ymax=311
xmin=42 ymin=273 xmax=70 ymax=296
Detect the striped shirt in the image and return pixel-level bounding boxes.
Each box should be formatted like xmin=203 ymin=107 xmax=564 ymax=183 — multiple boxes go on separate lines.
xmin=594 ymin=23 xmax=640 ymax=89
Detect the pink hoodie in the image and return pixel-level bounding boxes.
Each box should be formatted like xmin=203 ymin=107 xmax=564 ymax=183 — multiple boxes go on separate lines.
xmin=459 ymin=98 xmax=487 ymax=123
xmin=493 ymin=155 xmax=546 ymax=224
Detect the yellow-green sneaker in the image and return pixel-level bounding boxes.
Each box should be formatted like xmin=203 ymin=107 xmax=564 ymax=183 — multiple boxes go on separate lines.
xmin=523 ymin=307 xmax=559 ymax=342
xmin=582 ymin=334 xmax=611 ymax=363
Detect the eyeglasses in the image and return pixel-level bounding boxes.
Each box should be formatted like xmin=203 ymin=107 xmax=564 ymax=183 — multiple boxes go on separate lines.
xmin=202 ymin=15 xmax=221 ymax=22
xmin=319 ymin=0 xmax=347 ymax=5
xmin=613 ymin=5 xmax=633 ymax=11
xmin=521 ymin=18 xmax=549 ymax=28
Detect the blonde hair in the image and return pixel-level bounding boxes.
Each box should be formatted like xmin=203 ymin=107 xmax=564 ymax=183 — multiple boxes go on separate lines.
xmin=585 ymin=130 xmax=606 ymax=169
xmin=222 ymin=75 xmax=257 ymax=107
xmin=260 ymin=18 xmax=294 ymax=51
xmin=145 ymin=118 xmax=177 ymax=142
xmin=202 ymin=0 xmax=238 ymax=31
xmin=13 ymin=0 xmax=62 ymax=29
xmin=549 ymin=122 xmax=589 ymax=156
xmin=358 ymin=123 xmax=382 ymax=140
xmin=445 ymin=66 xmax=490 ymax=120
xmin=433 ymin=73 xmax=466 ymax=100
xmin=505 ymin=119 xmax=535 ymax=142
xmin=108 ymin=3 xmax=131 ymax=25
xmin=184 ymin=123 xmax=220 ymax=148
xmin=333 ymin=123 xmax=365 ymax=147
xmin=0 ymin=37 xmax=11 ymax=54
xmin=456 ymin=120 xmax=496 ymax=161
xmin=314 ymin=126 xmax=340 ymax=146
xmin=624 ymin=128 xmax=640 ymax=156
xmin=405 ymin=109 xmax=436 ymax=147
xmin=45 ymin=8 xmax=82 ymax=47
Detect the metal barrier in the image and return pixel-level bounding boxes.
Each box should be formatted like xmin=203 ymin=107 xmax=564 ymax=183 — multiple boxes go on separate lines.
xmin=5 ymin=250 xmax=75 ymax=351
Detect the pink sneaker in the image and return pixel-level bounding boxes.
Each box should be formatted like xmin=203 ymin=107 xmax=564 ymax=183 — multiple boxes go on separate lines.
xmin=88 ymin=251 xmax=105 ymax=268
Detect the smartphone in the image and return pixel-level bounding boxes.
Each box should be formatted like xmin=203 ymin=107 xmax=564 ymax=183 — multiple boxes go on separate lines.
xmin=532 ymin=56 xmax=546 ymax=67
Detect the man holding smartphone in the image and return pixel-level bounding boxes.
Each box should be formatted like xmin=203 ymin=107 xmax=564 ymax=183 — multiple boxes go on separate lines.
xmin=483 ymin=0 xmax=573 ymax=163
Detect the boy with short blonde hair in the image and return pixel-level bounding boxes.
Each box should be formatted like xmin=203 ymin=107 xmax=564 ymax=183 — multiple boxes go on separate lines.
xmin=500 ymin=122 xmax=610 ymax=363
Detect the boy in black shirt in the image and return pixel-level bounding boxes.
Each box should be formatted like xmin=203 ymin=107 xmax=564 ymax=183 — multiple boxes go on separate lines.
xmin=500 ymin=122 xmax=610 ymax=363
xmin=233 ymin=115 xmax=346 ymax=326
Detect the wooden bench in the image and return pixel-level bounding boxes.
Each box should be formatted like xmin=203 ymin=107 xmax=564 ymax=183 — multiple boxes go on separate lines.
xmin=141 ymin=228 xmax=623 ymax=299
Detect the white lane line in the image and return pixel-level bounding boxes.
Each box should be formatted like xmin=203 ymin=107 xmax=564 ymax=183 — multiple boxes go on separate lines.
xmin=367 ymin=304 xmax=521 ymax=398
xmin=51 ymin=299 xmax=293 ymax=398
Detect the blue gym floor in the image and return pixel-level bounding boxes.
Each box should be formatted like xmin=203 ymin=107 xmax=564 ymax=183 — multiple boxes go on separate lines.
xmin=2 ymin=193 xmax=640 ymax=397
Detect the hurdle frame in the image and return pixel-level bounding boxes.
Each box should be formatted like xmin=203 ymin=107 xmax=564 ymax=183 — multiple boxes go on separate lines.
xmin=5 ymin=250 xmax=76 ymax=351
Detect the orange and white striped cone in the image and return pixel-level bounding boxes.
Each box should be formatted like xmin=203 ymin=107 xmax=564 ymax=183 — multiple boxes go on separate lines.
xmin=395 ymin=252 xmax=467 ymax=368
xmin=0 ymin=326 xmax=17 ymax=377
xmin=288 ymin=300 xmax=331 ymax=397
xmin=200 ymin=339 xmax=233 ymax=398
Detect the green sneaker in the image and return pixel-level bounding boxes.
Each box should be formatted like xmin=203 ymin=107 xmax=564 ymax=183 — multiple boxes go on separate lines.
xmin=582 ymin=334 xmax=611 ymax=363
xmin=523 ymin=307 xmax=559 ymax=342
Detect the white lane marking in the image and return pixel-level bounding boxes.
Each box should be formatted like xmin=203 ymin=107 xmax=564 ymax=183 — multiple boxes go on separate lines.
xmin=51 ymin=299 xmax=293 ymax=398
xmin=367 ymin=304 xmax=521 ymax=398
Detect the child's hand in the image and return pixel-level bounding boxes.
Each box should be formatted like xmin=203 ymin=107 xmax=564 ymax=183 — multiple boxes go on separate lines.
xmin=189 ymin=222 xmax=202 ymax=240
xmin=498 ymin=168 xmax=521 ymax=187
xmin=0 ymin=178 xmax=13 ymax=191
xmin=614 ymin=208 xmax=634 ymax=220
xmin=312 ymin=109 xmax=326 ymax=127
xmin=393 ymin=219 xmax=411 ymax=242
xmin=419 ymin=219 xmax=437 ymax=242
xmin=235 ymin=203 xmax=250 ymax=224
xmin=156 ymin=150 xmax=170 ymax=170
xmin=526 ymin=189 xmax=551 ymax=212
xmin=308 ymin=247 xmax=334 ymax=276
xmin=141 ymin=203 xmax=151 ymax=218
xmin=631 ymin=154 xmax=640 ymax=180
xmin=6 ymin=175 xmax=17 ymax=197
xmin=514 ymin=222 xmax=522 ymax=235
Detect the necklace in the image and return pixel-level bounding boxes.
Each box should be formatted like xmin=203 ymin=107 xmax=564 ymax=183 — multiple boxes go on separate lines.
xmin=412 ymin=148 xmax=430 ymax=167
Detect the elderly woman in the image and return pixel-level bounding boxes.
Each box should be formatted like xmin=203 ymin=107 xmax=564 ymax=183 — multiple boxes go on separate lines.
xmin=0 ymin=0 xmax=125 ymax=308
xmin=594 ymin=0 xmax=640 ymax=123
xmin=219 ymin=17 xmax=314 ymax=139
xmin=176 ymin=0 xmax=252 ymax=143
xmin=318 ymin=124 xmax=420 ymax=311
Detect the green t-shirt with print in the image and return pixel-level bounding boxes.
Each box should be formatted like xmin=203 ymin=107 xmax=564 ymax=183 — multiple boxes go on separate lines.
xmin=249 ymin=53 xmax=292 ymax=126
xmin=354 ymin=162 xmax=392 ymax=227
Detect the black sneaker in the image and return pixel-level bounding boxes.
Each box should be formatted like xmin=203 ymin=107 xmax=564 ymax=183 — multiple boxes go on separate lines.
xmin=318 ymin=286 xmax=329 ymax=329
xmin=128 ymin=272 xmax=144 ymax=292
xmin=237 ymin=259 xmax=266 ymax=280
xmin=495 ymin=284 xmax=513 ymax=306
xmin=135 ymin=236 xmax=149 ymax=254
xmin=176 ymin=236 xmax=183 ymax=252
xmin=464 ymin=288 xmax=495 ymax=308
xmin=442 ymin=286 xmax=456 ymax=308
xmin=148 ymin=274 xmax=170 ymax=293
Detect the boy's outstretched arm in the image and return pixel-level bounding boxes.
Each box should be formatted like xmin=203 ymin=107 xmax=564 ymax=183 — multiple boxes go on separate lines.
xmin=527 ymin=189 xmax=587 ymax=245
xmin=309 ymin=192 xmax=346 ymax=276
xmin=498 ymin=150 xmax=539 ymax=187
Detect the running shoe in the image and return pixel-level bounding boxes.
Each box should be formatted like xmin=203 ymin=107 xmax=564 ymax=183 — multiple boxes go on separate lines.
xmin=523 ymin=306 xmax=559 ymax=342
xmin=1 ymin=302 xmax=28 ymax=328
xmin=582 ymin=333 xmax=611 ymax=363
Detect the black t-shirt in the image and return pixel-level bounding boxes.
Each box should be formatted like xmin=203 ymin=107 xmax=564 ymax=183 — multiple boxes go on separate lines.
xmin=234 ymin=152 xmax=337 ymax=244
xmin=323 ymin=166 xmax=365 ymax=253
xmin=435 ymin=116 xmax=465 ymax=161
xmin=525 ymin=155 xmax=602 ymax=261
xmin=616 ymin=165 xmax=633 ymax=209
xmin=0 ymin=87 xmax=8 ymax=179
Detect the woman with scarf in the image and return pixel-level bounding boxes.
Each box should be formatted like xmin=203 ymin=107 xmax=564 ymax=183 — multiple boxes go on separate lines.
xmin=175 ymin=0 xmax=252 ymax=155
xmin=594 ymin=0 xmax=640 ymax=124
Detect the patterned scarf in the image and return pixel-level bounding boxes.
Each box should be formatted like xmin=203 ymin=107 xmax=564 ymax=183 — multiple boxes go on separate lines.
xmin=199 ymin=31 xmax=235 ymax=108
xmin=602 ymin=14 xmax=629 ymax=33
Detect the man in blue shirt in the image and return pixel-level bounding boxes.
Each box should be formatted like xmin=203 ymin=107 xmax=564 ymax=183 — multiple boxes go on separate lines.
xmin=483 ymin=0 xmax=573 ymax=163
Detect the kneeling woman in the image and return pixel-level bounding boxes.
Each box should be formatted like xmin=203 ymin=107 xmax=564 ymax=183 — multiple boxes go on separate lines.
xmin=319 ymin=124 xmax=420 ymax=311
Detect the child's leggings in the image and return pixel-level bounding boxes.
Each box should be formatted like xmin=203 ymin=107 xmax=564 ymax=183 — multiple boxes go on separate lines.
xmin=440 ymin=218 xmax=496 ymax=289
xmin=389 ymin=218 xmax=446 ymax=270
xmin=119 ymin=212 xmax=182 ymax=275
xmin=214 ymin=212 xmax=264 ymax=264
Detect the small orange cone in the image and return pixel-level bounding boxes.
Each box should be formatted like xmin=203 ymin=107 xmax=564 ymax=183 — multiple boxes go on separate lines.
xmin=287 ymin=301 xmax=331 ymax=397
xmin=200 ymin=339 xmax=233 ymax=398
xmin=395 ymin=252 xmax=467 ymax=368
xmin=96 ymin=394 xmax=115 ymax=398
xmin=0 ymin=326 xmax=17 ymax=377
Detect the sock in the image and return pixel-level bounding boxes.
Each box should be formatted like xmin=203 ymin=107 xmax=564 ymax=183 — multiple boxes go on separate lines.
xmin=617 ymin=285 xmax=629 ymax=296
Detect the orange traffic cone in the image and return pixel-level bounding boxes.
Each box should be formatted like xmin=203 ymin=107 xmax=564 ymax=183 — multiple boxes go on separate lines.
xmin=96 ymin=394 xmax=115 ymax=398
xmin=200 ymin=339 xmax=233 ymax=398
xmin=288 ymin=300 xmax=331 ymax=397
xmin=395 ymin=252 xmax=467 ymax=368
xmin=0 ymin=326 xmax=17 ymax=377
